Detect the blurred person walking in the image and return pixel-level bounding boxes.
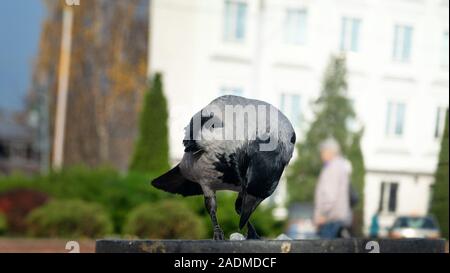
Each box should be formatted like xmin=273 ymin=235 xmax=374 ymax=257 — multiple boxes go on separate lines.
xmin=369 ymin=212 xmax=380 ymax=238
xmin=314 ymin=138 xmax=353 ymax=239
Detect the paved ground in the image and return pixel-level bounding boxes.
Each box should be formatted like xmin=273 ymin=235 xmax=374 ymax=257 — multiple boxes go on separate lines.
xmin=0 ymin=238 xmax=95 ymax=253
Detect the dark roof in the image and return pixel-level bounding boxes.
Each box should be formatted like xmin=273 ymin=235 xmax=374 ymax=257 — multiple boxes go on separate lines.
xmin=0 ymin=120 xmax=33 ymax=141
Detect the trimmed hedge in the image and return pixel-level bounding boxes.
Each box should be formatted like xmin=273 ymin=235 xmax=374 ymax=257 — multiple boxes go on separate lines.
xmin=0 ymin=213 xmax=7 ymax=235
xmin=0 ymin=189 xmax=49 ymax=234
xmin=0 ymin=166 xmax=168 ymax=233
xmin=26 ymin=200 xmax=113 ymax=238
xmin=124 ymin=201 xmax=206 ymax=239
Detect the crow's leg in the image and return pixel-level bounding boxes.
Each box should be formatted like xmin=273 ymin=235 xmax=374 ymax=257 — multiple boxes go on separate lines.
xmin=203 ymin=189 xmax=224 ymax=240
xmin=235 ymin=193 xmax=261 ymax=240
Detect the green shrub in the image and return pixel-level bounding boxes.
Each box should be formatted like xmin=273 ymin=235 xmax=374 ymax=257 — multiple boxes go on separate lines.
xmin=0 ymin=213 xmax=7 ymax=235
xmin=0 ymin=166 xmax=168 ymax=234
xmin=124 ymin=200 xmax=206 ymax=239
xmin=26 ymin=200 xmax=113 ymax=238
xmin=0 ymin=167 xmax=286 ymax=238
xmin=0 ymin=172 xmax=35 ymax=192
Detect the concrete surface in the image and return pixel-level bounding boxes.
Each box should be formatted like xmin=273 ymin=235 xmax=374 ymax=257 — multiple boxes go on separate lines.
xmin=95 ymin=238 xmax=446 ymax=253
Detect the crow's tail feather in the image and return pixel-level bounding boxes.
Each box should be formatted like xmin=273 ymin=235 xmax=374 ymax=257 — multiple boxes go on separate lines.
xmin=151 ymin=165 xmax=203 ymax=197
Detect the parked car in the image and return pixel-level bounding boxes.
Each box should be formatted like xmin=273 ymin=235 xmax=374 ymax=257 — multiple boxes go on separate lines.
xmin=286 ymin=203 xmax=318 ymax=239
xmin=388 ymin=215 xmax=441 ymax=239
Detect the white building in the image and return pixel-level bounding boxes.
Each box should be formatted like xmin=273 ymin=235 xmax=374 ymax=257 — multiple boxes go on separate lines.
xmin=148 ymin=0 xmax=449 ymax=235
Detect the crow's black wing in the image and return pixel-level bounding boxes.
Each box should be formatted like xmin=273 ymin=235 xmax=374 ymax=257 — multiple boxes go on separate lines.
xmin=151 ymin=165 xmax=203 ymax=196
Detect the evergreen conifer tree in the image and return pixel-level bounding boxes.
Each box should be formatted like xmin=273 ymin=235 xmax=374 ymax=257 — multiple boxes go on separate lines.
xmin=430 ymin=109 xmax=449 ymax=239
xmin=286 ymin=56 xmax=366 ymax=235
xmin=129 ymin=73 xmax=170 ymax=174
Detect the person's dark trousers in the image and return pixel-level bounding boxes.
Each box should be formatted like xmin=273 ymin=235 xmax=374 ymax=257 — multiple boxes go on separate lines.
xmin=317 ymin=221 xmax=345 ymax=239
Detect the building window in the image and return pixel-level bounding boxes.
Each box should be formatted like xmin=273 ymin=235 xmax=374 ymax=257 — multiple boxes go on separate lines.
xmin=393 ymin=25 xmax=413 ymax=62
xmin=340 ymin=17 xmax=362 ymax=52
xmin=434 ymin=107 xmax=448 ymax=139
xmin=0 ymin=142 xmax=9 ymax=159
xmin=219 ymin=87 xmax=244 ymax=97
xmin=280 ymin=94 xmax=301 ymax=129
xmin=224 ymin=1 xmax=248 ymax=43
xmin=378 ymin=182 xmax=399 ymax=213
xmin=346 ymin=98 xmax=359 ymax=132
xmin=442 ymin=31 xmax=449 ymax=68
xmin=385 ymin=102 xmax=406 ymax=137
xmin=284 ymin=9 xmax=308 ymax=45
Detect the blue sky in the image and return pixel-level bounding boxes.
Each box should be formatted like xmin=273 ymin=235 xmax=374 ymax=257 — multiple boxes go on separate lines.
xmin=0 ymin=0 xmax=44 ymax=112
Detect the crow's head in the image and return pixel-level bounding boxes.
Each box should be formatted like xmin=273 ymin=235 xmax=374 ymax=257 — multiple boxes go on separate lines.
xmin=238 ymin=192 xmax=264 ymax=230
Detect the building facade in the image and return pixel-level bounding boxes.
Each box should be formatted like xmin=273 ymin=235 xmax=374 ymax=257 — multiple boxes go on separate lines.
xmin=148 ymin=0 xmax=449 ymax=235
xmin=0 ymin=119 xmax=39 ymax=175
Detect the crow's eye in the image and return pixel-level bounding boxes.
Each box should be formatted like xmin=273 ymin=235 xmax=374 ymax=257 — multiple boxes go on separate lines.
xmin=207 ymin=117 xmax=223 ymax=130
xmin=200 ymin=112 xmax=223 ymax=131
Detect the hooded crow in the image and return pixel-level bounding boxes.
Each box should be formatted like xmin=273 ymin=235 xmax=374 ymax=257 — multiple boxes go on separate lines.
xmin=152 ymin=95 xmax=296 ymax=240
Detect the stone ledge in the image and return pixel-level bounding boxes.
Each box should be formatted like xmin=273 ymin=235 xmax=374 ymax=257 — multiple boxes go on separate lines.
xmin=95 ymin=238 xmax=446 ymax=253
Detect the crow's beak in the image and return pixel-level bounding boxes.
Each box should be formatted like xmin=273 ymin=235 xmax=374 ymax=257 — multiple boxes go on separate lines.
xmin=239 ymin=193 xmax=263 ymax=229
